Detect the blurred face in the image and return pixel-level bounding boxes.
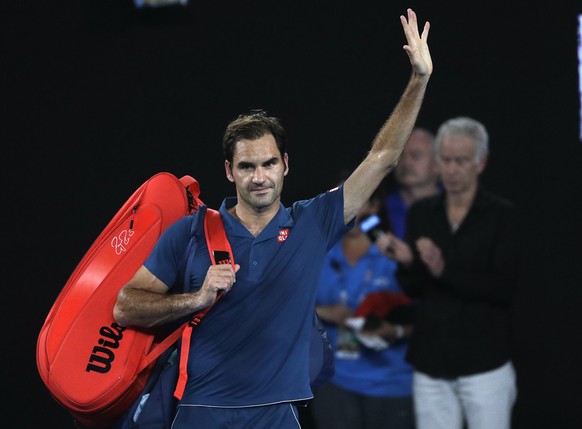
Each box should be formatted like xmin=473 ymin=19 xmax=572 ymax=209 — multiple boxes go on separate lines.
xmin=225 ymin=134 xmax=289 ymax=211
xmin=437 ymin=134 xmax=486 ymax=195
xmin=395 ymin=130 xmax=438 ymax=189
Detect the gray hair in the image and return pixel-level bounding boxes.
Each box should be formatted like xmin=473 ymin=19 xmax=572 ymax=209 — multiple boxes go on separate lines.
xmin=434 ymin=117 xmax=489 ymax=162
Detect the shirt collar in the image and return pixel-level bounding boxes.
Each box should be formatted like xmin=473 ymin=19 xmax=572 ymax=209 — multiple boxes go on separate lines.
xmin=218 ymin=198 xmax=295 ymax=239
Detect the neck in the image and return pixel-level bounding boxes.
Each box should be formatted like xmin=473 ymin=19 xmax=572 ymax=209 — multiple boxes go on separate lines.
xmin=446 ymin=183 xmax=478 ymax=209
xmin=445 ymin=183 xmax=478 ymax=231
xmin=229 ymin=200 xmax=279 ymax=237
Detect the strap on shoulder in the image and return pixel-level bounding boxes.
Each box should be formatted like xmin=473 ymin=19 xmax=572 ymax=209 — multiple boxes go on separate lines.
xmin=173 ymin=208 xmax=234 ymax=400
xmin=204 ymin=208 xmax=234 ymax=267
xmin=138 ymin=205 xmax=208 ymax=373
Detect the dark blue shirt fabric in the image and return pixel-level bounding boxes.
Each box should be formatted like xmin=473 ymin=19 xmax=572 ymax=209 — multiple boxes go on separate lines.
xmin=385 ymin=190 xmax=409 ymax=240
xmin=396 ymin=186 xmax=521 ymax=378
xmin=144 ymin=185 xmax=352 ymax=407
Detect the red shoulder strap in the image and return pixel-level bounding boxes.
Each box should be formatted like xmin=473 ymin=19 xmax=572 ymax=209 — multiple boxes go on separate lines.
xmin=204 ymin=208 xmax=234 ymax=267
xmin=173 ymin=208 xmax=234 ymax=400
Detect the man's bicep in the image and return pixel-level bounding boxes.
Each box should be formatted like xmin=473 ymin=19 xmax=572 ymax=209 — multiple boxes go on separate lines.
xmin=125 ymin=265 xmax=170 ymax=295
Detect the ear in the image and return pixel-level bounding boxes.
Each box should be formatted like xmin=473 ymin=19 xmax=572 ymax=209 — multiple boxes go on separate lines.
xmin=283 ymin=153 xmax=289 ymax=176
xmin=225 ymin=160 xmax=235 ymax=183
xmin=476 ymin=154 xmax=488 ymax=174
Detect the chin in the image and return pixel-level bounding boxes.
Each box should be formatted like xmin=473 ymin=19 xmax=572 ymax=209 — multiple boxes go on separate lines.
xmin=252 ymin=196 xmax=276 ymax=209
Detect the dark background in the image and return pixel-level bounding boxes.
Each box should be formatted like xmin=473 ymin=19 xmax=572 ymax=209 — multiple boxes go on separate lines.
xmin=3 ymin=0 xmax=582 ymax=427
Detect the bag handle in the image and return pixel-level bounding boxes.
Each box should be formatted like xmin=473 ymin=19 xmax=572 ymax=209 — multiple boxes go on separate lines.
xmin=179 ymin=175 xmax=203 ymax=214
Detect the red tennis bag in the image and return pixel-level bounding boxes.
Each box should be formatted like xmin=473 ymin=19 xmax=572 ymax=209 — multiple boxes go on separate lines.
xmin=36 ymin=172 xmax=205 ymax=428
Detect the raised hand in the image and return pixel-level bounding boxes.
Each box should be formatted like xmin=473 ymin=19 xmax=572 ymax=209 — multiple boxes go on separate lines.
xmin=400 ymin=8 xmax=433 ymax=79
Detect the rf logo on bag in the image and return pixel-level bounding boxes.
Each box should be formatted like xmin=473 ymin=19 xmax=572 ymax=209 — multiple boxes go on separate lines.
xmin=111 ymin=229 xmax=135 ymax=255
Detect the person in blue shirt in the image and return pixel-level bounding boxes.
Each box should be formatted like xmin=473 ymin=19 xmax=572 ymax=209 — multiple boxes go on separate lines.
xmin=384 ymin=127 xmax=440 ymax=240
xmin=113 ymin=8 xmax=433 ymax=428
xmin=312 ymin=186 xmax=415 ymax=429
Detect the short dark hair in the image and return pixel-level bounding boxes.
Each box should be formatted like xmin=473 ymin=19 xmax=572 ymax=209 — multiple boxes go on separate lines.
xmin=222 ymin=109 xmax=287 ymax=163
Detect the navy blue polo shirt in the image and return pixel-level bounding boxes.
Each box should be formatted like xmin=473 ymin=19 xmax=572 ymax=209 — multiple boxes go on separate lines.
xmin=144 ymin=185 xmax=352 ymax=407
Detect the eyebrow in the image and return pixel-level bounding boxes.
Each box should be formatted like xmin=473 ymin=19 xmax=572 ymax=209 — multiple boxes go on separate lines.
xmin=236 ymin=157 xmax=280 ymax=169
xmin=440 ymin=155 xmax=472 ymax=162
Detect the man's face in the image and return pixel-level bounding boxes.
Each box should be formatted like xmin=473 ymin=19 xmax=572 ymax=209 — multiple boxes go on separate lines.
xmin=225 ymin=134 xmax=288 ymax=211
xmin=394 ymin=131 xmax=437 ymax=189
xmin=437 ymin=134 xmax=486 ymax=195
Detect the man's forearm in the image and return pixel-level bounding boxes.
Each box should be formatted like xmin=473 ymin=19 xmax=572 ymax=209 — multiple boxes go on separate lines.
xmin=369 ymin=73 xmax=429 ymax=166
xmin=114 ymin=287 xmax=201 ymax=328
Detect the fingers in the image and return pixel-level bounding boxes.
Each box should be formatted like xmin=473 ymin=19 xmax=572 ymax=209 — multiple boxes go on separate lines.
xmin=400 ymin=8 xmax=419 ymax=43
xmin=416 ymin=237 xmax=437 ymax=257
xmin=421 ymin=21 xmax=430 ymax=42
xmin=204 ymin=264 xmax=238 ymax=295
xmin=385 ymin=234 xmax=398 ymax=255
xmin=415 ymin=237 xmax=444 ymax=276
xmin=416 ymin=236 xmax=432 ymax=249
xmin=375 ymin=231 xmax=392 ymax=252
xmin=378 ymin=232 xmax=399 ymax=256
xmin=400 ymin=8 xmax=432 ymax=77
xmin=407 ymin=8 xmax=419 ymax=38
xmin=377 ymin=233 xmax=414 ymax=265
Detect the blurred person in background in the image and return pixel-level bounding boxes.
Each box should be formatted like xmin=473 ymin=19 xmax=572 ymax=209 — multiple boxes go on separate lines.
xmin=384 ymin=127 xmax=440 ymax=240
xmin=383 ymin=117 xmax=520 ymax=429
xmin=311 ymin=181 xmax=415 ymax=429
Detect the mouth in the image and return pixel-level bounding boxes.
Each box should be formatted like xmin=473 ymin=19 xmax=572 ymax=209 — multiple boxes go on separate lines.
xmin=251 ymin=187 xmax=270 ymax=195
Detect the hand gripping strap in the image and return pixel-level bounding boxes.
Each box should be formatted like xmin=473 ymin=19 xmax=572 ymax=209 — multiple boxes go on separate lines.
xmin=173 ymin=208 xmax=234 ymax=400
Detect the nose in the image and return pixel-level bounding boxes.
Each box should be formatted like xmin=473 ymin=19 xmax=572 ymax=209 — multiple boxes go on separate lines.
xmin=252 ymin=166 xmax=266 ymax=183
xmin=403 ymin=156 xmax=416 ymax=170
xmin=440 ymin=159 xmax=455 ymax=173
